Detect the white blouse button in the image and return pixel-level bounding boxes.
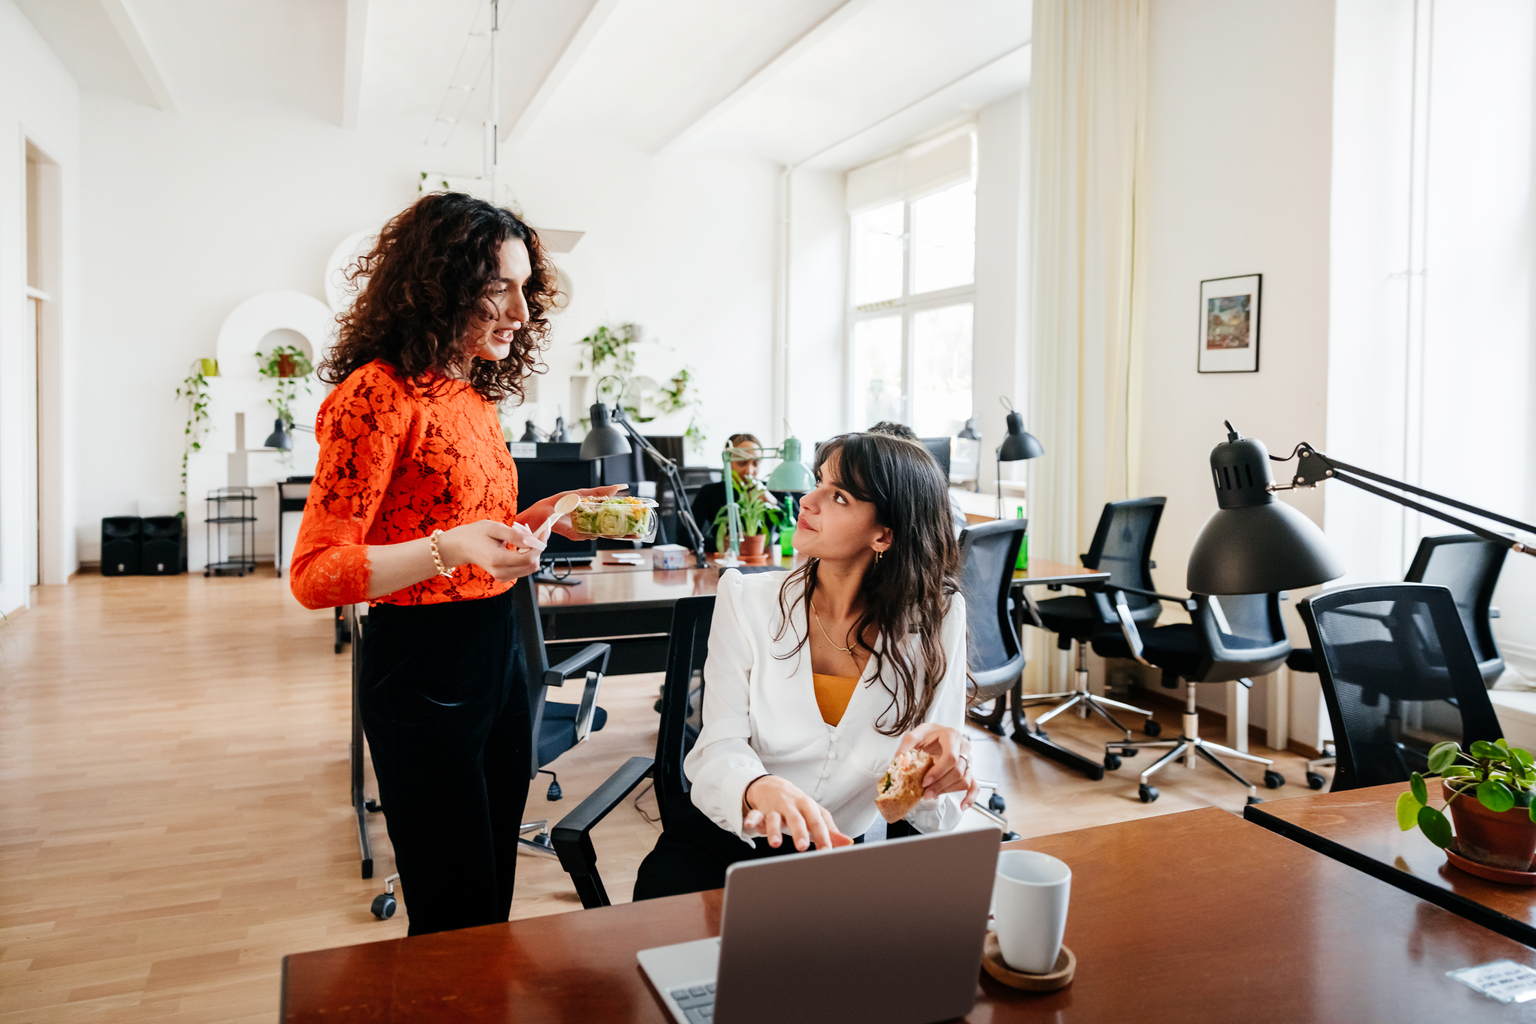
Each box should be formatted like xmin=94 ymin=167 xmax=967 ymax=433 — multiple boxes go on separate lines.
xmin=828 ymin=750 xmax=837 ymax=760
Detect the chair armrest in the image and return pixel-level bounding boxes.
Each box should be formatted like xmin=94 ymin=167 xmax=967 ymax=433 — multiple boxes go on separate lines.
xmin=545 ymin=642 xmax=611 ymax=685
xmin=551 ymin=756 xmax=654 ymax=909
xmin=1113 ymin=590 xmax=1152 ymax=667
xmin=1107 ymin=583 xmax=1197 ymax=612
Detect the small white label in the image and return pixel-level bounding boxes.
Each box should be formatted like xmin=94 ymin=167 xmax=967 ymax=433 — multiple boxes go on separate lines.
xmin=1449 ymin=961 xmax=1536 ymax=1003
xmin=507 ymin=442 xmax=537 ymax=459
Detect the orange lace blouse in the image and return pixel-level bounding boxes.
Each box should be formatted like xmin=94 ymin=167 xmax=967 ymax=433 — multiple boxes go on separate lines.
xmin=290 ymin=359 xmax=519 ymax=609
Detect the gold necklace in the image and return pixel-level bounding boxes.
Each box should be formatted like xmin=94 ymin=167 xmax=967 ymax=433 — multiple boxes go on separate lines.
xmin=810 ymin=596 xmax=856 ymax=655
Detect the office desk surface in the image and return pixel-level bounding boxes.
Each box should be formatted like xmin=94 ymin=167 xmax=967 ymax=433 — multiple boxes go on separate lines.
xmin=281 ymin=807 xmax=1532 ymax=1022
xmin=1247 ymin=781 xmax=1536 ymax=948
xmin=537 ymin=556 xmax=1105 ymax=609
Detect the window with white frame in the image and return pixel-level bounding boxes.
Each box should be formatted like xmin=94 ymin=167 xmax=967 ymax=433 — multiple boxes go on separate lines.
xmin=847 ymin=132 xmax=976 ymax=437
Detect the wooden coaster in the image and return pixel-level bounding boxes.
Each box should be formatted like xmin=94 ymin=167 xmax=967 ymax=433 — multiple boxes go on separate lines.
xmin=981 ymin=933 xmax=1075 ymax=992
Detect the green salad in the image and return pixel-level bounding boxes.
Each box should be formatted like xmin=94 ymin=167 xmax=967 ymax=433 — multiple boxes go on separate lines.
xmin=570 ymin=496 xmax=656 ymax=538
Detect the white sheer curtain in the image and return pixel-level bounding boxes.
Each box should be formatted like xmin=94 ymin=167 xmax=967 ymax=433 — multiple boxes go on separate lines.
xmin=1027 ymin=0 xmax=1149 ymax=570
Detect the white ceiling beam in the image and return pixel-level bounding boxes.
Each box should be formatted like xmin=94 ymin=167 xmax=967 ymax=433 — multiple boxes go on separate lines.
xmin=98 ymin=0 xmax=177 ymax=112
xmin=656 ymin=0 xmax=876 ymax=157
xmin=503 ymin=0 xmax=623 ymax=146
xmin=341 ymin=0 xmax=369 ymax=129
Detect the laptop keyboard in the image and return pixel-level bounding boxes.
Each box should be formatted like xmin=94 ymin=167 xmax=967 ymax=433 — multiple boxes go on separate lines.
xmin=669 ymin=982 xmax=716 ymax=1023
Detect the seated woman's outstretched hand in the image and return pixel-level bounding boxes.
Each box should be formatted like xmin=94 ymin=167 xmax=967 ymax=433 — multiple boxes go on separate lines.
xmin=896 ymin=723 xmax=980 ymax=810
xmin=742 ymin=775 xmax=854 ymax=852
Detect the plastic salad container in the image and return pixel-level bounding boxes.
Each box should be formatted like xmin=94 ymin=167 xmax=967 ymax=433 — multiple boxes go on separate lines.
xmin=570 ymin=496 xmax=659 ymax=541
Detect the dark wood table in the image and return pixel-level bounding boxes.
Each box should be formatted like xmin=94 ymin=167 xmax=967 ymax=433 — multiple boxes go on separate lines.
xmin=283 ymin=806 xmax=1536 ymax=1022
xmin=1246 ymin=781 xmax=1536 ymax=948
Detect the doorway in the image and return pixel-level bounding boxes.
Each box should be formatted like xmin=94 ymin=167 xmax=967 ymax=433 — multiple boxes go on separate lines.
xmin=26 ymin=141 xmax=64 ymax=589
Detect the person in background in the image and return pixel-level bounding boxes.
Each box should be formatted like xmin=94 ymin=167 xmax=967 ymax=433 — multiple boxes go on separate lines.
xmin=690 ymin=433 xmax=783 ymax=552
xmin=290 ymin=192 xmax=618 ymax=936
xmin=868 ymin=421 xmax=969 ymax=537
xmin=633 ymin=432 xmax=977 ymax=899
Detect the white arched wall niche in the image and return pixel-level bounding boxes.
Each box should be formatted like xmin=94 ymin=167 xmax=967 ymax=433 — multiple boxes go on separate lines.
xmin=188 ymin=291 xmax=337 ymax=573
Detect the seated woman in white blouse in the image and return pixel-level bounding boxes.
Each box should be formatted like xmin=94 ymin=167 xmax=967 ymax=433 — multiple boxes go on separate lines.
xmin=634 ymin=431 xmax=978 ymax=899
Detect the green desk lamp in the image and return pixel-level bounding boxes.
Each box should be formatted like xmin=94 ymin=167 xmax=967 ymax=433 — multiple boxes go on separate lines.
xmin=719 ymin=437 xmax=814 ymax=566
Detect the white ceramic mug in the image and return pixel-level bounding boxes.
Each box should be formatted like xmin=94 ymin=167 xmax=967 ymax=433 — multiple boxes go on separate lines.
xmin=989 ymin=850 xmax=1071 ymax=974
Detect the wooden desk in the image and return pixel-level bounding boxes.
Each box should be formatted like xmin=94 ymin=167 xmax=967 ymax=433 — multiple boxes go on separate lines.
xmin=1246 ymin=781 xmax=1536 ymax=948
xmin=282 ymin=807 xmax=1533 ymax=1022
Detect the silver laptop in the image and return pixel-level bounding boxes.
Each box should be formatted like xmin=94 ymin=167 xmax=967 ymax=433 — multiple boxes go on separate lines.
xmin=638 ymin=826 xmax=1001 ymax=1024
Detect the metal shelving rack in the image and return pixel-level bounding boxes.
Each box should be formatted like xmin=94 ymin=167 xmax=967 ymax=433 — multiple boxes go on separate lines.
xmin=205 ymin=486 xmax=257 ymax=576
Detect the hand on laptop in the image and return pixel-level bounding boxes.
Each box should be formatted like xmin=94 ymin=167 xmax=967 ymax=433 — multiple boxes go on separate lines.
xmin=743 ymin=776 xmax=855 ymax=852
xmin=895 ymin=725 xmax=979 ymax=810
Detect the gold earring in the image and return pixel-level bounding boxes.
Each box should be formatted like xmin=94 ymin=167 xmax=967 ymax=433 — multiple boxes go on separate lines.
xmin=875 ymin=549 xmax=882 ymax=565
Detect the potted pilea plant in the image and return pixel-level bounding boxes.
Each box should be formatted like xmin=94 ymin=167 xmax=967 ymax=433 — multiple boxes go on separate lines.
xmin=1396 ymin=739 xmax=1536 ymax=873
xmin=712 ymin=475 xmax=782 ymax=560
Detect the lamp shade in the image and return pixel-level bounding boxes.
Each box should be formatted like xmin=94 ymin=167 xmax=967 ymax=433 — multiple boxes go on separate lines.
xmin=578 ymin=402 xmax=632 ymax=459
xmin=1186 ymin=426 xmax=1344 ymax=594
xmin=997 ymin=410 xmax=1044 ymax=462
xmin=264 ymin=418 xmax=292 ymax=451
xmin=765 ymin=437 xmax=816 ymax=491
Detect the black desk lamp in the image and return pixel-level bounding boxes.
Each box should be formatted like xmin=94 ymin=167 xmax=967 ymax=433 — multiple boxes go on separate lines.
xmin=996 ymin=398 xmax=1044 ymax=519
xmin=1187 ymin=420 xmax=1536 ymax=595
xmin=579 ymin=389 xmax=709 ymax=568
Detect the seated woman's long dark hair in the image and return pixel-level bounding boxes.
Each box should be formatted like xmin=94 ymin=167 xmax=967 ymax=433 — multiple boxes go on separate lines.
xmin=774 ymin=433 xmax=961 ymax=735
xmin=321 ymin=192 xmax=559 ymax=403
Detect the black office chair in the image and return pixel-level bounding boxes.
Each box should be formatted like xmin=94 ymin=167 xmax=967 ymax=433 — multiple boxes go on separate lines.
xmin=1298 ymin=582 xmax=1504 ymax=794
xmin=956 ymin=519 xmax=1025 ymax=819
xmin=1094 ymin=592 xmax=1291 ymax=804
xmin=511 ymin=579 xmax=612 ymax=854
xmin=1027 ymin=498 xmax=1165 ymax=743
xmin=1289 ymin=533 xmax=1507 ymax=789
xmin=553 ymin=595 xmax=715 ymax=908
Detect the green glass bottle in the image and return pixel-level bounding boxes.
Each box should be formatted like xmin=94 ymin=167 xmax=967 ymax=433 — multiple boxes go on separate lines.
xmin=780 ymin=495 xmax=797 ymax=557
xmin=1015 ymin=507 xmax=1028 ymax=570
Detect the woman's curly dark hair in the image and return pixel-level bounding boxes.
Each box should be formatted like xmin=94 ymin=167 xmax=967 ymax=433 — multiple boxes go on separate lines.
xmin=321 ymin=192 xmax=558 ymax=402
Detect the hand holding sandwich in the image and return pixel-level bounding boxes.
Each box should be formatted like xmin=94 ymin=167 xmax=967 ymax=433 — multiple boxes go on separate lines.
xmin=742 ymin=775 xmax=855 ymax=852
xmin=894 ymin=723 xmax=978 ymax=810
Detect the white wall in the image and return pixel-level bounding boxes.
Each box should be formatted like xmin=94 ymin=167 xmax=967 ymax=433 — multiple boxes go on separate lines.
xmin=75 ymin=95 xmax=779 ymax=564
xmin=1136 ymin=0 xmax=1336 ymax=745
xmin=784 ymin=169 xmax=847 ymax=449
xmin=1 ymin=0 xmax=80 ymax=614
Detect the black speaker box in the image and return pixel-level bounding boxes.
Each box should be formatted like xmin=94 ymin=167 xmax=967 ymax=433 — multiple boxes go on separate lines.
xmin=141 ymin=516 xmax=186 ymax=575
xmin=101 ymin=516 xmax=143 ymax=576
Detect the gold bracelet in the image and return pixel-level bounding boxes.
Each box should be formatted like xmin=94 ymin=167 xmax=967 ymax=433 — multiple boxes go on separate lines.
xmin=429 ymin=529 xmax=455 ymax=578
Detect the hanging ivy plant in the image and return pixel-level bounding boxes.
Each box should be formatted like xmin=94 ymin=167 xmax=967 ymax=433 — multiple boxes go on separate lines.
xmin=175 ymin=360 xmax=217 ymax=515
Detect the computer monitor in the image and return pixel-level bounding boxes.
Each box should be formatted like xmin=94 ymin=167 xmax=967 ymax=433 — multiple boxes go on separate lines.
xmin=513 ymin=443 xmax=599 ymax=564
xmin=920 ymin=437 xmax=951 ymax=481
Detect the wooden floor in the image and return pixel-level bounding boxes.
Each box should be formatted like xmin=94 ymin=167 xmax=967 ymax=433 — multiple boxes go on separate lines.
xmin=0 ymin=572 xmax=1318 ymax=1023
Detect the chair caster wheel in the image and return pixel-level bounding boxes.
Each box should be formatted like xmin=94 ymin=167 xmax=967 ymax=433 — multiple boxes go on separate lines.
xmin=1138 ymin=784 xmax=1159 ymax=803
xmin=1247 ymin=795 xmax=1263 ymax=805
xmin=365 ymin=799 xmax=382 ymax=813
xmin=1002 ymin=831 xmax=1021 ymax=842
xmin=370 ymin=894 xmax=396 ymax=920
xmin=1119 ymin=746 xmax=1138 ymax=757
xmin=1143 ymin=719 xmax=1162 ymax=737
xmin=334 ymin=642 xmax=344 ymax=654
xmin=1104 ymin=754 xmax=1122 ymax=771
xmin=1264 ymin=770 xmax=1285 ymax=790
xmin=1306 ymin=772 xmax=1325 ymax=790
xmin=546 ymin=780 xmax=562 ymax=801
xmin=987 ymin=793 xmax=1006 ymax=814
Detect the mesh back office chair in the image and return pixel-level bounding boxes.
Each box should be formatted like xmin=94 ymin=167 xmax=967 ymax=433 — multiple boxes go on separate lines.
xmin=1028 ymin=498 xmax=1165 ymax=744
xmin=1298 ymin=582 xmax=1504 ymax=794
xmin=956 ymin=519 xmax=1025 ymax=819
xmin=1289 ymin=534 xmax=1507 ymax=789
xmin=1094 ymin=593 xmax=1291 ymax=804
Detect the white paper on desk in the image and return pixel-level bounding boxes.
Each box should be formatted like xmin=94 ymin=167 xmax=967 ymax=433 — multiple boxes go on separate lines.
xmin=1449 ymin=961 xmax=1536 ymax=1002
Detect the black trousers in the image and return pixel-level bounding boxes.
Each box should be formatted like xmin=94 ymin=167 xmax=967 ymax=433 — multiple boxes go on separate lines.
xmin=633 ymin=808 xmax=860 ymax=901
xmin=359 ymin=588 xmax=532 ymax=936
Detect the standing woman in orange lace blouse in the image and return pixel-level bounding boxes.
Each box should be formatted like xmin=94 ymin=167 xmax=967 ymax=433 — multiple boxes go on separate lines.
xmin=290 ymin=193 xmax=617 ymax=936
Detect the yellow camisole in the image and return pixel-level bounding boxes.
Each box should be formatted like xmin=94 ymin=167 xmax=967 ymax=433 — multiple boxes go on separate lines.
xmin=812 ymin=673 xmax=859 ymax=727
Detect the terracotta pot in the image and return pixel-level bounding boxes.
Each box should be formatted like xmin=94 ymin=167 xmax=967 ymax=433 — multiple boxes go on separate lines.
xmin=1444 ymin=778 xmax=1536 ymax=871
xmin=738 ymin=534 xmax=766 ymax=557
xmin=277 ymin=353 xmax=297 ymax=378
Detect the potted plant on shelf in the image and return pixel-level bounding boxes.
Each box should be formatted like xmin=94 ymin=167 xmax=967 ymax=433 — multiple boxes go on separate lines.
xmin=712 ymin=476 xmax=781 ymax=562
xmin=256 ymin=344 xmax=314 ymax=464
xmin=1396 ymin=739 xmax=1536 ymax=877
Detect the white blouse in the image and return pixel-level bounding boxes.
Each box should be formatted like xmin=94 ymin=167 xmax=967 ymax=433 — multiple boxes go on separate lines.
xmin=684 ymin=568 xmax=969 ymax=845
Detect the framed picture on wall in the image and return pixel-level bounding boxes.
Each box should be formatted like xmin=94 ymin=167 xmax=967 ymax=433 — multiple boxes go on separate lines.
xmin=1197 ymin=274 xmax=1262 ymax=373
